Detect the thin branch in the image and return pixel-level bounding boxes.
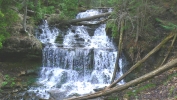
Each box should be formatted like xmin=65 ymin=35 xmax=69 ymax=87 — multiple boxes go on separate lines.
xmin=161 ymin=32 xmax=177 ymax=66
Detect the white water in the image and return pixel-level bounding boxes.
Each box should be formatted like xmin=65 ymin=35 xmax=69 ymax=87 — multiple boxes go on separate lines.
xmin=29 ymin=9 xmax=125 ymax=99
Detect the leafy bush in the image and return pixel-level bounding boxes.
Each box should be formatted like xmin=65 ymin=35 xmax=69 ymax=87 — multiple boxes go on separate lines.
xmin=0 ymin=0 xmax=18 ymax=48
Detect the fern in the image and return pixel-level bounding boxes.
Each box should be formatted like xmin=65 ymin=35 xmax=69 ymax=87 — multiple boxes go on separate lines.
xmin=156 ymin=18 xmax=177 ymax=31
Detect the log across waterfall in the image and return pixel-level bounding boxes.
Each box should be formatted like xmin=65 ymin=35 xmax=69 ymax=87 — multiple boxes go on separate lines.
xmin=25 ymin=9 xmax=126 ymax=100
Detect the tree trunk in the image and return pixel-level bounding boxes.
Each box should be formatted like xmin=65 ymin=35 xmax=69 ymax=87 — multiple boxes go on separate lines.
xmin=86 ymin=0 xmax=91 ymax=8
xmin=111 ymin=20 xmax=124 ymax=83
xmin=65 ymin=58 xmax=177 ymax=100
xmin=23 ymin=0 xmax=27 ymax=32
xmin=34 ymin=0 xmax=38 ymax=7
xmin=107 ymin=33 xmax=174 ymax=88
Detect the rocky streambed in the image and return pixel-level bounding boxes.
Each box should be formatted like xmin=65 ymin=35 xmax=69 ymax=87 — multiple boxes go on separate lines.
xmin=0 ymin=61 xmax=41 ymax=100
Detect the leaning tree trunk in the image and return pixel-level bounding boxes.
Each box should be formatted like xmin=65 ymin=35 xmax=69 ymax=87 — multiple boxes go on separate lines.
xmin=65 ymin=58 xmax=177 ymax=100
xmin=161 ymin=33 xmax=177 ymax=66
xmin=107 ymin=33 xmax=174 ymax=88
xmin=111 ymin=20 xmax=124 ymax=83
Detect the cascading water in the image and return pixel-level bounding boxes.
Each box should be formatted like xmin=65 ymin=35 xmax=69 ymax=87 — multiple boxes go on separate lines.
xmin=28 ymin=9 xmax=125 ymax=100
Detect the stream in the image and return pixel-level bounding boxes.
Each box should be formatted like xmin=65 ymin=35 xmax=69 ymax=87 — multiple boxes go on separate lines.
xmin=24 ymin=9 xmax=127 ymax=100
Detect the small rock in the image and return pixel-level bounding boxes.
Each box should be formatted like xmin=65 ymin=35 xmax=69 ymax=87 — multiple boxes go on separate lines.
xmin=18 ymin=71 xmax=26 ymax=76
xmin=12 ymin=89 xmax=19 ymax=93
xmin=48 ymin=89 xmax=67 ymax=100
xmin=93 ymin=86 xmax=106 ymax=92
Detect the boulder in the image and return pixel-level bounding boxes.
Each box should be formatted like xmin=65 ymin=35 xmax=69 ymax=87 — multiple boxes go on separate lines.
xmin=45 ymin=14 xmax=60 ymax=25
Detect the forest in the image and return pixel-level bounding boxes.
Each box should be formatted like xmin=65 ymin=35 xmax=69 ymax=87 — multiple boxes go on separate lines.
xmin=0 ymin=0 xmax=177 ymax=100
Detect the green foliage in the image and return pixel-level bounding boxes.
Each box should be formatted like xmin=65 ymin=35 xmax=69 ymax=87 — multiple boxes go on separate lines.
xmin=0 ymin=10 xmax=4 ymax=17
xmin=27 ymin=0 xmax=78 ymax=21
xmin=162 ymin=23 xmax=177 ymax=30
xmin=28 ymin=1 xmax=48 ymax=20
xmin=2 ymin=81 xmax=7 ymax=87
xmin=59 ymin=0 xmax=78 ymax=18
xmin=107 ymin=0 xmax=118 ymax=6
xmin=108 ymin=0 xmax=164 ymax=40
xmin=0 ymin=9 xmax=7 ymax=48
xmin=106 ymin=19 xmax=119 ymax=38
xmin=88 ymin=0 xmax=118 ymax=7
xmin=2 ymin=75 xmax=16 ymax=87
xmin=0 ymin=0 xmax=18 ymax=48
xmin=156 ymin=18 xmax=177 ymax=31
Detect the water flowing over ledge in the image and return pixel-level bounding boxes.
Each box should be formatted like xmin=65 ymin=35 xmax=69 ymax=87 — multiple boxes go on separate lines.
xmin=27 ymin=9 xmax=126 ymax=100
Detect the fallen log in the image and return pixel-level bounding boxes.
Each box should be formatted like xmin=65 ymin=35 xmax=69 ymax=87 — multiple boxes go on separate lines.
xmin=68 ymin=12 xmax=111 ymax=24
xmin=65 ymin=58 xmax=177 ymax=100
xmin=107 ymin=33 xmax=174 ymax=88
xmin=54 ymin=12 xmax=112 ymax=26
xmin=74 ymin=15 xmax=111 ymax=26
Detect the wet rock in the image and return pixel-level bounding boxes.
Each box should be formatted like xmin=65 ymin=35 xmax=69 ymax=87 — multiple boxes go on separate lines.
xmin=56 ymin=71 xmax=68 ymax=88
xmin=93 ymin=86 xmax=106 ymax=92
xmin=67 ymin=93 xmax=81 ymax=98
xmin=1 ymin=84 xmax=12 ymax=90
xmin=23 ymin=92 xmax=42 ymax=100
xmin=18 ymin=69 xmax=38 ymax=76
xmin=48 ymin=89 xmax=67 ymax=100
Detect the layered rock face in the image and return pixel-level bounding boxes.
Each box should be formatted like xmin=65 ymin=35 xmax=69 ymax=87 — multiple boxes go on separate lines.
xmin=0 ymin=35 xmax=42 ymax=62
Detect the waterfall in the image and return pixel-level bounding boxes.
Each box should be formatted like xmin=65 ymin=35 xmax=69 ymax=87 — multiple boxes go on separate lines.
xmin=28 ymin=9 xmax=125 ymax=99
